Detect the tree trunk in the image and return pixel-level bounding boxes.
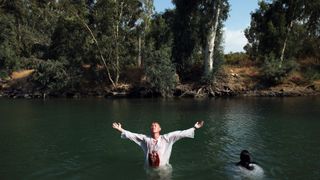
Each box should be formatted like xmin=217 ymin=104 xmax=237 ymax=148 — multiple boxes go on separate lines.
xmin=114 ymin=1 xmax=124 ymax=86
xmin=74 ymin=12 xmax=116 ymax=88
xmin=279 ymin=2 xmax=297 ymax=68
xmin=138 ymin=0 xmax=153 ymax=68
xmin=204 ymin=1 xmax=220 ymax=76
xmin=279 ymin=19 xmax=293 ymax=68
xmin=138 ymin=35 xmax=142 ymax=67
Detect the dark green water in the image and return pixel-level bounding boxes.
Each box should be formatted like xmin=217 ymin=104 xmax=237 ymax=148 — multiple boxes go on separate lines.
xmin=0 ymin=97 xmax=319 ymax=180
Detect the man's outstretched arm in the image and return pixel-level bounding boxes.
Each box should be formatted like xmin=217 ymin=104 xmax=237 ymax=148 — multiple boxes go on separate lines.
xmin=112 ymin=122 xmax=146 ymax=146
xmin=166 ymin=121 xmax=204 ymax=143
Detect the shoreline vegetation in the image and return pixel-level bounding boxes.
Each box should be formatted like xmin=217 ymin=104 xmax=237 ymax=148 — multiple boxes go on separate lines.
xmin=0 ymin=1 xmax=319 ymax=99
xmin=1 ymin=64 xmax=319 ymax=99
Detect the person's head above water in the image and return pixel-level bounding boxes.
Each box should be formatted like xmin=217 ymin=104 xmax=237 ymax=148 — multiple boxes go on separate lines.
xmin=240 ymin=150 xmax=251 ymax=163
xmin=150 ymin=122 xmax=162 ymax=137
xmin=237 ymin=150 xmax=254 ymax=170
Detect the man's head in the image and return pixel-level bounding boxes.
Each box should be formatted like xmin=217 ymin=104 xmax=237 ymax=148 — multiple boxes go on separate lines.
xmin=240 ymin=150 xmax=251 ymax=163
xmin=150 ymin=122 xmax=161 ymax=134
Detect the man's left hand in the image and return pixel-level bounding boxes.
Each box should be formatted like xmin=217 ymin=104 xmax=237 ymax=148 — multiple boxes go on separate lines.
xmin=194 ymin=121 xmax=204 ymax=129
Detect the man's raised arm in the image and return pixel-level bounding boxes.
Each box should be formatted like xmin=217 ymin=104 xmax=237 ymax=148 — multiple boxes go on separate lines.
xmin=165 ymin=121 xmax=204 ymax=143
xmin=112 ymin=122 xmax=147 ymax=147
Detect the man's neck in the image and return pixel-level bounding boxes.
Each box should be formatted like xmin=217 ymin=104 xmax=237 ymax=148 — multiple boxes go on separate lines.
xmin=152 ymin=133 xmax=160 ymax=140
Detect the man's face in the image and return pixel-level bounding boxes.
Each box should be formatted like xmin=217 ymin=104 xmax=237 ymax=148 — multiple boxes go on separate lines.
xmin=150 ymin=122 xmax=161 ymax=134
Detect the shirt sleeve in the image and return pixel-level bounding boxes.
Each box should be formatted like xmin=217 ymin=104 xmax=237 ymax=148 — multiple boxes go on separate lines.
xmin=165 ymin=127 xmax=195 ymax=143
xmin=121 ymin=130 xmax=147 ymax=147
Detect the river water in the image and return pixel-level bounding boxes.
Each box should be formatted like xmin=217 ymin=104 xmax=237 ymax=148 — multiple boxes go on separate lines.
xmin=0 ymin=97 xmax=319 ymax=179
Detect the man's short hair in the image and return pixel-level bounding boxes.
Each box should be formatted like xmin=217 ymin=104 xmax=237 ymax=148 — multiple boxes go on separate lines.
xmin=151 ymin=121 xmax=161 ymax=128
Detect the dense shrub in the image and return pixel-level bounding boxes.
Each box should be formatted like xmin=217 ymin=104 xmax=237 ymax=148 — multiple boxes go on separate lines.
xmin=144 ymin=47 xmax=177 ymax=97
xmin=305 ymin=66 xmax=320 ymax=81
xmin=261 ymin=54 xmax=296 ymax=85
xmin=32 ymin=60 xmax=69 ymax=92
xmin=299 ymin=58 xmax=320 ymax=81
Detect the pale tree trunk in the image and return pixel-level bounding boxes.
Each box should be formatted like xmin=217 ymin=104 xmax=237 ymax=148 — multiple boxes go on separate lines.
xmin=204 ymin=1 xmax=221 ymax=76
xmin=74 ymin=13 xmax=116 ymax=88
xmin=137 ymin=0 xmax=153 ymax=68
xmin=279 ymin=20 xmax=293 ymax=68
xmin=138 ymin=35 xmax=142 ymax=67
xmin=114 ymin=1 xmax=124 ymax=86
xmin=279 ymin=2 xmax=296 ymax=68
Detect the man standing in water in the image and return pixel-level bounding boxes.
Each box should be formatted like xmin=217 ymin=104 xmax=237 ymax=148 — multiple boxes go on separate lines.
xmin=112 ymin=121 xmax=204 ymax=169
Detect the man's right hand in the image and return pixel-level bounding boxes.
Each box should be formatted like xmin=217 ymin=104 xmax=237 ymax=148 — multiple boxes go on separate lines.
xmin=112 ymin=122 xmax=124 ymax=132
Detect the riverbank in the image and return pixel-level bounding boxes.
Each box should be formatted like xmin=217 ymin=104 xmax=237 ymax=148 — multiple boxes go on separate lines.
xmin=1 ymin=66 xmax=319 ymax=99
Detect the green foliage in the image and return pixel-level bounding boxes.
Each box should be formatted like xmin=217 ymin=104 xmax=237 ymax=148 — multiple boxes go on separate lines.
xmin=32 ymin=60 xmax=69 ymax=92
xmin=91 ymin=0 xmax=144 ymax=84
xmin=172 ymin=0 xmax=229 ymax=80
xmin=48 ymin=13 xmax=92 ymax=88
xmin=224 ymin=52 xmax=251 ymax=66
xmin=300 ymin=58 xmax=320 ymax=81
xmin=0 ymin=70 xmax=8 ymax=79
xmin=2 ymin=0 xmax=317 ymax=98
xmin=0 ymin=43 xmax=21 ymax=71
xmin=245 ymin=0 xmax=319 ymax=86
xmin=50 ymin=18 xmax=87 ymax=58
xmin=304 ymin=66 xmax=320 ymax=81
xmin=172 ymin=0 xmax=199 ymax=77
xmin=148 ymin=13 xmax=173 ymax=50
xmin=144 ymin=46 xmax=177 ymax=97
xmin=261 ymin=54 xmax=296 ymax=85
xmin=245 ymin=0 xmax=320 ymax=61
xmin=0 ymin=13 xmax=20 ymax=72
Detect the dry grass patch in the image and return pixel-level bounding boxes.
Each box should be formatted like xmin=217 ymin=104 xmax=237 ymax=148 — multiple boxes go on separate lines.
xmin=11 ymin=69 xmax=35 ymax=80
xmin=224 ymin=66 xmax=260 ymax=78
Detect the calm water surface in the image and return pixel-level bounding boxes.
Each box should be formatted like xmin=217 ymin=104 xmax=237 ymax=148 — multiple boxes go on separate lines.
xmin=0 ymin=97 xmax=319 ymax=180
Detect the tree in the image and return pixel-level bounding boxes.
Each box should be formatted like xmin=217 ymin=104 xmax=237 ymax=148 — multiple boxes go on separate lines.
xmin=201 ymin=0 xmax=229 ymax=76
xmin=172 ymin=0 xmax=199 ymax=79
xmin=245 ymin=0 xmax=320 ymax=62
xmin=32 ymin=59 xmax=69 ymax=93
xmin=147 ymin=12 xmax=173 ymax=50
xmin=245 ymin=0 xmax=320 ymax=84
xmin=142 ymin=11 xmax=176 ymax=96
xmin=137 ymin=0 xmax=154 ymax=67
xmin=47 ymin=0 xmax=92 ymax=89
xmin=171 ymin=0 xmax=229 ymax=81
xmin=0 ymin=13 xmax=19 ymax=74
xmin=0 ymin=0 xmax=58 ymax=75
xmin=144 ymin=45 xmax=176 ymax=97
xmin=49 ymin=0 xmax=145 ymax=88
xmin=92 ymin=0 xmax=144 ymax=87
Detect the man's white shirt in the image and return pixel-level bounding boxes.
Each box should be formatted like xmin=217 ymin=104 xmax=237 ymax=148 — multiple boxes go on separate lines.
xmin=120 ymin=128 xmax=195 ymax=167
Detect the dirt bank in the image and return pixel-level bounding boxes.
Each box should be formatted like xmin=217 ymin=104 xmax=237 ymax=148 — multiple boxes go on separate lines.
xmin=0 ymin=66 xmax=319 ymax=99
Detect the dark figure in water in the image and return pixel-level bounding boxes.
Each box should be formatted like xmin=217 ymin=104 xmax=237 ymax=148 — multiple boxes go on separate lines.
xmin=236 ymin=150 xmax=256 ymax=170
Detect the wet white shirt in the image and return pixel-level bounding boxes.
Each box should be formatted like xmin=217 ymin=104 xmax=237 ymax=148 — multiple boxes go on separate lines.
xmin=121 ymin=127 xmax=195 ymax=167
